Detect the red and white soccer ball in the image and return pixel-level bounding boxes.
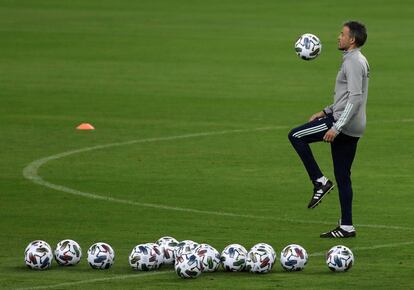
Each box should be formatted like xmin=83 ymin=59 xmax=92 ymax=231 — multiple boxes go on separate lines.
xmin=24 ymin=240 xmax=53 ymax=270
xmin=54 ymin=239 xmax=82 ymax=266
xmin=129 ymin=243 xmax=163 ymax=271
xmin=295 ymin=33 xmax=322 ymax=60
xmin=221 ymin=244 xmax=247 ymax=272
xmin=326 ymin=245 xmax=354 ymax=272
xmin=87 ymin=242 xmax=115 ymax=269
xmin=280 ymin=244 xmax=308 ymax=271
xmin=156 ymin=236 xmax=178 ymax=265
xmin=245 ymin=243 xmax=276 ymax=273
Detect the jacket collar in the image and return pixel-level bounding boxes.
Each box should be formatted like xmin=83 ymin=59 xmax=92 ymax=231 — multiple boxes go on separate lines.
xmin=343 ymin=47 xmax=361 ymax=59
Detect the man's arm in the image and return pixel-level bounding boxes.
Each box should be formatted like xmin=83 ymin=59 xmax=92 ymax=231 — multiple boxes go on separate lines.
xmin=323 ymin=104 xmax=334 ymax=115
xmin=309 ymin=110 xmax=326 ymax=122
xmin=331 ymin=59 xmax=364 ymax=134
xmin=308 ymin=110 xmax=336 ymax=142
xmin=324 ymin=58 xmax=364 ymax=142
xmin=308 ymin=102 xmax=335 ymax=122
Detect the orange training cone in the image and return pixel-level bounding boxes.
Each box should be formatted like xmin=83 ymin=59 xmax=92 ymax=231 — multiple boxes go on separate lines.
xmin=76 ymin=123 xmax=95 ymax=130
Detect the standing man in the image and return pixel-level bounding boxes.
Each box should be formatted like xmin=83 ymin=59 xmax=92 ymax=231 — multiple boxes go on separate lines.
xmin=288 ymin=21 xmax=369 ymax=238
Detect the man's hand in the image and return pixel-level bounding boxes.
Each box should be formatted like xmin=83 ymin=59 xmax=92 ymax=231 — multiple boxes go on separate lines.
xmin=309 ymin=111 xmax=326 ymax=122
xmin=323 ymin=128 xmax=338 ymax=142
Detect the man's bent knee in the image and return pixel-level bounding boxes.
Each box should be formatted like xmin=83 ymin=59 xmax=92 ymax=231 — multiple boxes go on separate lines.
xmin=288 ymin=129 xmax=299 ymax=143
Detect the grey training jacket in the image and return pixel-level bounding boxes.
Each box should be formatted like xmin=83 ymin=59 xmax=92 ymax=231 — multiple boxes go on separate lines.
xmin=324 ymin=48 xmax=370 ymax=137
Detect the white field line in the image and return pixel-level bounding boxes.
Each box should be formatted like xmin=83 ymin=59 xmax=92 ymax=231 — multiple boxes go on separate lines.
xmin=15 ymin=271 xmax=169 ymax=290
xmin=22 ymin=126 xmax=414 ymax=231
xmin=308 ymin=241 xmax=414 ymax=257
xmin=15 ymin=241 xmax=414 ymax=290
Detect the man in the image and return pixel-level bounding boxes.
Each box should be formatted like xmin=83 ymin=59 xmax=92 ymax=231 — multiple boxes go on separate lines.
xmin=288 ymin=21 xmax=369 ymax=238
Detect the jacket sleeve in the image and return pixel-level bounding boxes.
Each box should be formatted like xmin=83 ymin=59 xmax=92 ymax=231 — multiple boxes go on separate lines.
xmin=323 ymin=104 xmax=334 ymax=115
xmin=332 ymin=58 xmax=364 ymax=133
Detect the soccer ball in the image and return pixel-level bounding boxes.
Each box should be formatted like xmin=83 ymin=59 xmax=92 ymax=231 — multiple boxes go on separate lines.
xmin=174 ymin=240 xmax=199 ymax=257
xmin=280 ymin=244 xmax=308 ymax=271
xmin=175 ymin=253 xmax=202 ymax=278
xmin=294 ymin=33 xmax=322 ymax=60
xmin=195 ymin=243 xmax=221 ymax=272
xmin=87 ymin=242 xmax=115 ymax=269
xmin=221 ymin=244 xmax=247 ymax=272
xmin=246 ymin=243 xmax=275 ymax=273
xmin=156 ymin=236 xmax=178 ymax=265
xmin=54 ymin=239 xmax=82 ymax=266
xmin=326 ymin=245 xmax=354 ymax=272
xmin=250 ymin=243 xmax=276 ymax=262
xmin=24 ymin=240 xmax=53 ymax=270
xmin=129 ymin=243 xmax=163 ymax=271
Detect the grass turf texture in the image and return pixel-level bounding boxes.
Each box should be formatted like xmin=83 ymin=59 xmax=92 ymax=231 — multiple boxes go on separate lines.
xmin=1 ymin=0 xmax=414 ymax=289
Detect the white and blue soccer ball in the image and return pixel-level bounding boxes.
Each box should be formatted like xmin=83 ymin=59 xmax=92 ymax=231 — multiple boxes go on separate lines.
xmin=24 ymin=240 xmax=53 ymax=270
xmin=129 ymin=243 xmax=163 ymax=271
xmin=54 ymin=239 xmax=82 ymax=266
xmin=156 ymin=236 xmax=178 ymax=265
xmin=280 ymin=244 xmax=308 ymax=271
xmin=246 ymin=243 xmax=276 ymax=273
xmin=326 ymin=245 xmax=354 ymax=272
xmin=294 ymin=33 xmax=322 ymax=60
xmin=195 ymin=243 xmax=221 ymax=272
xmin=221 ymin=244 xmax=247 ymax=272
xmin=174 ymin=240 xmax=199 ymax=257
xmin=87 ymin=242 xmax=115 ymax=269
xmin=175 ymin=252 xmax=202 ymax=278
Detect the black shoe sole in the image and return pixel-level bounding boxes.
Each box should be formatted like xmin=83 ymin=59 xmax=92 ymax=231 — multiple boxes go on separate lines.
xmin=308 ymin=184 xmax=335 ymax=209
xmin=320 ymin=232 xmax=356 ymax=238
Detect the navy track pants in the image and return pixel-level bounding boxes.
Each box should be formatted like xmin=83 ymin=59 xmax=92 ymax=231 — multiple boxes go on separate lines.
xmin=288 ymin=115 xmax=359 ymax=225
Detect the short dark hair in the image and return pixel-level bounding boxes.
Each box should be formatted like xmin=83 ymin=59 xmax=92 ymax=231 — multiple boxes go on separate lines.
xmin=344 ymin=21 xmax=367 ymax=47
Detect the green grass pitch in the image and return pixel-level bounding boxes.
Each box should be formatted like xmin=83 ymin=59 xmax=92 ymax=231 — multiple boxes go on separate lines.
xmin=1 ymin=0 xmax=413 ymax=289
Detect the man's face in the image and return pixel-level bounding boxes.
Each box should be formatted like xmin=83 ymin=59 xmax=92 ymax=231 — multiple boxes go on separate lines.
xmin=338 ymin=26 xmax=355 ymax=51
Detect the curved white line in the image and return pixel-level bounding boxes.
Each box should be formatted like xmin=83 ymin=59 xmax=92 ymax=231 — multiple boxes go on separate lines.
xmin=308 ymin=241 xmax=414 ymax=257
xmin=22 ymin=127 xmax=414 ymax=231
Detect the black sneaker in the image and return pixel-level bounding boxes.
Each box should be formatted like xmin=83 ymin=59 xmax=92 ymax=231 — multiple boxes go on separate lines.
xmin=307 ymin=180 xmax=334 ymax=209
xmin=320 ymin=226 xmax=356 ymax=238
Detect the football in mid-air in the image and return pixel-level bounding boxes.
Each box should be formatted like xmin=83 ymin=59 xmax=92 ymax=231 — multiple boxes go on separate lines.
xmin=326 ymin=245 xmax=354 ymax=272
xmin=24 ymin=240 xmax=53 ymax=270
xmin=294 ymin=33 xmax=322 ymax=60
xmin=280 ymin=244 xmax=308 ymax=271
xmin=87 ymin=242 xmax=115 ymax=269
xmin=54 ymin=239 xmax=82 ymax=266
